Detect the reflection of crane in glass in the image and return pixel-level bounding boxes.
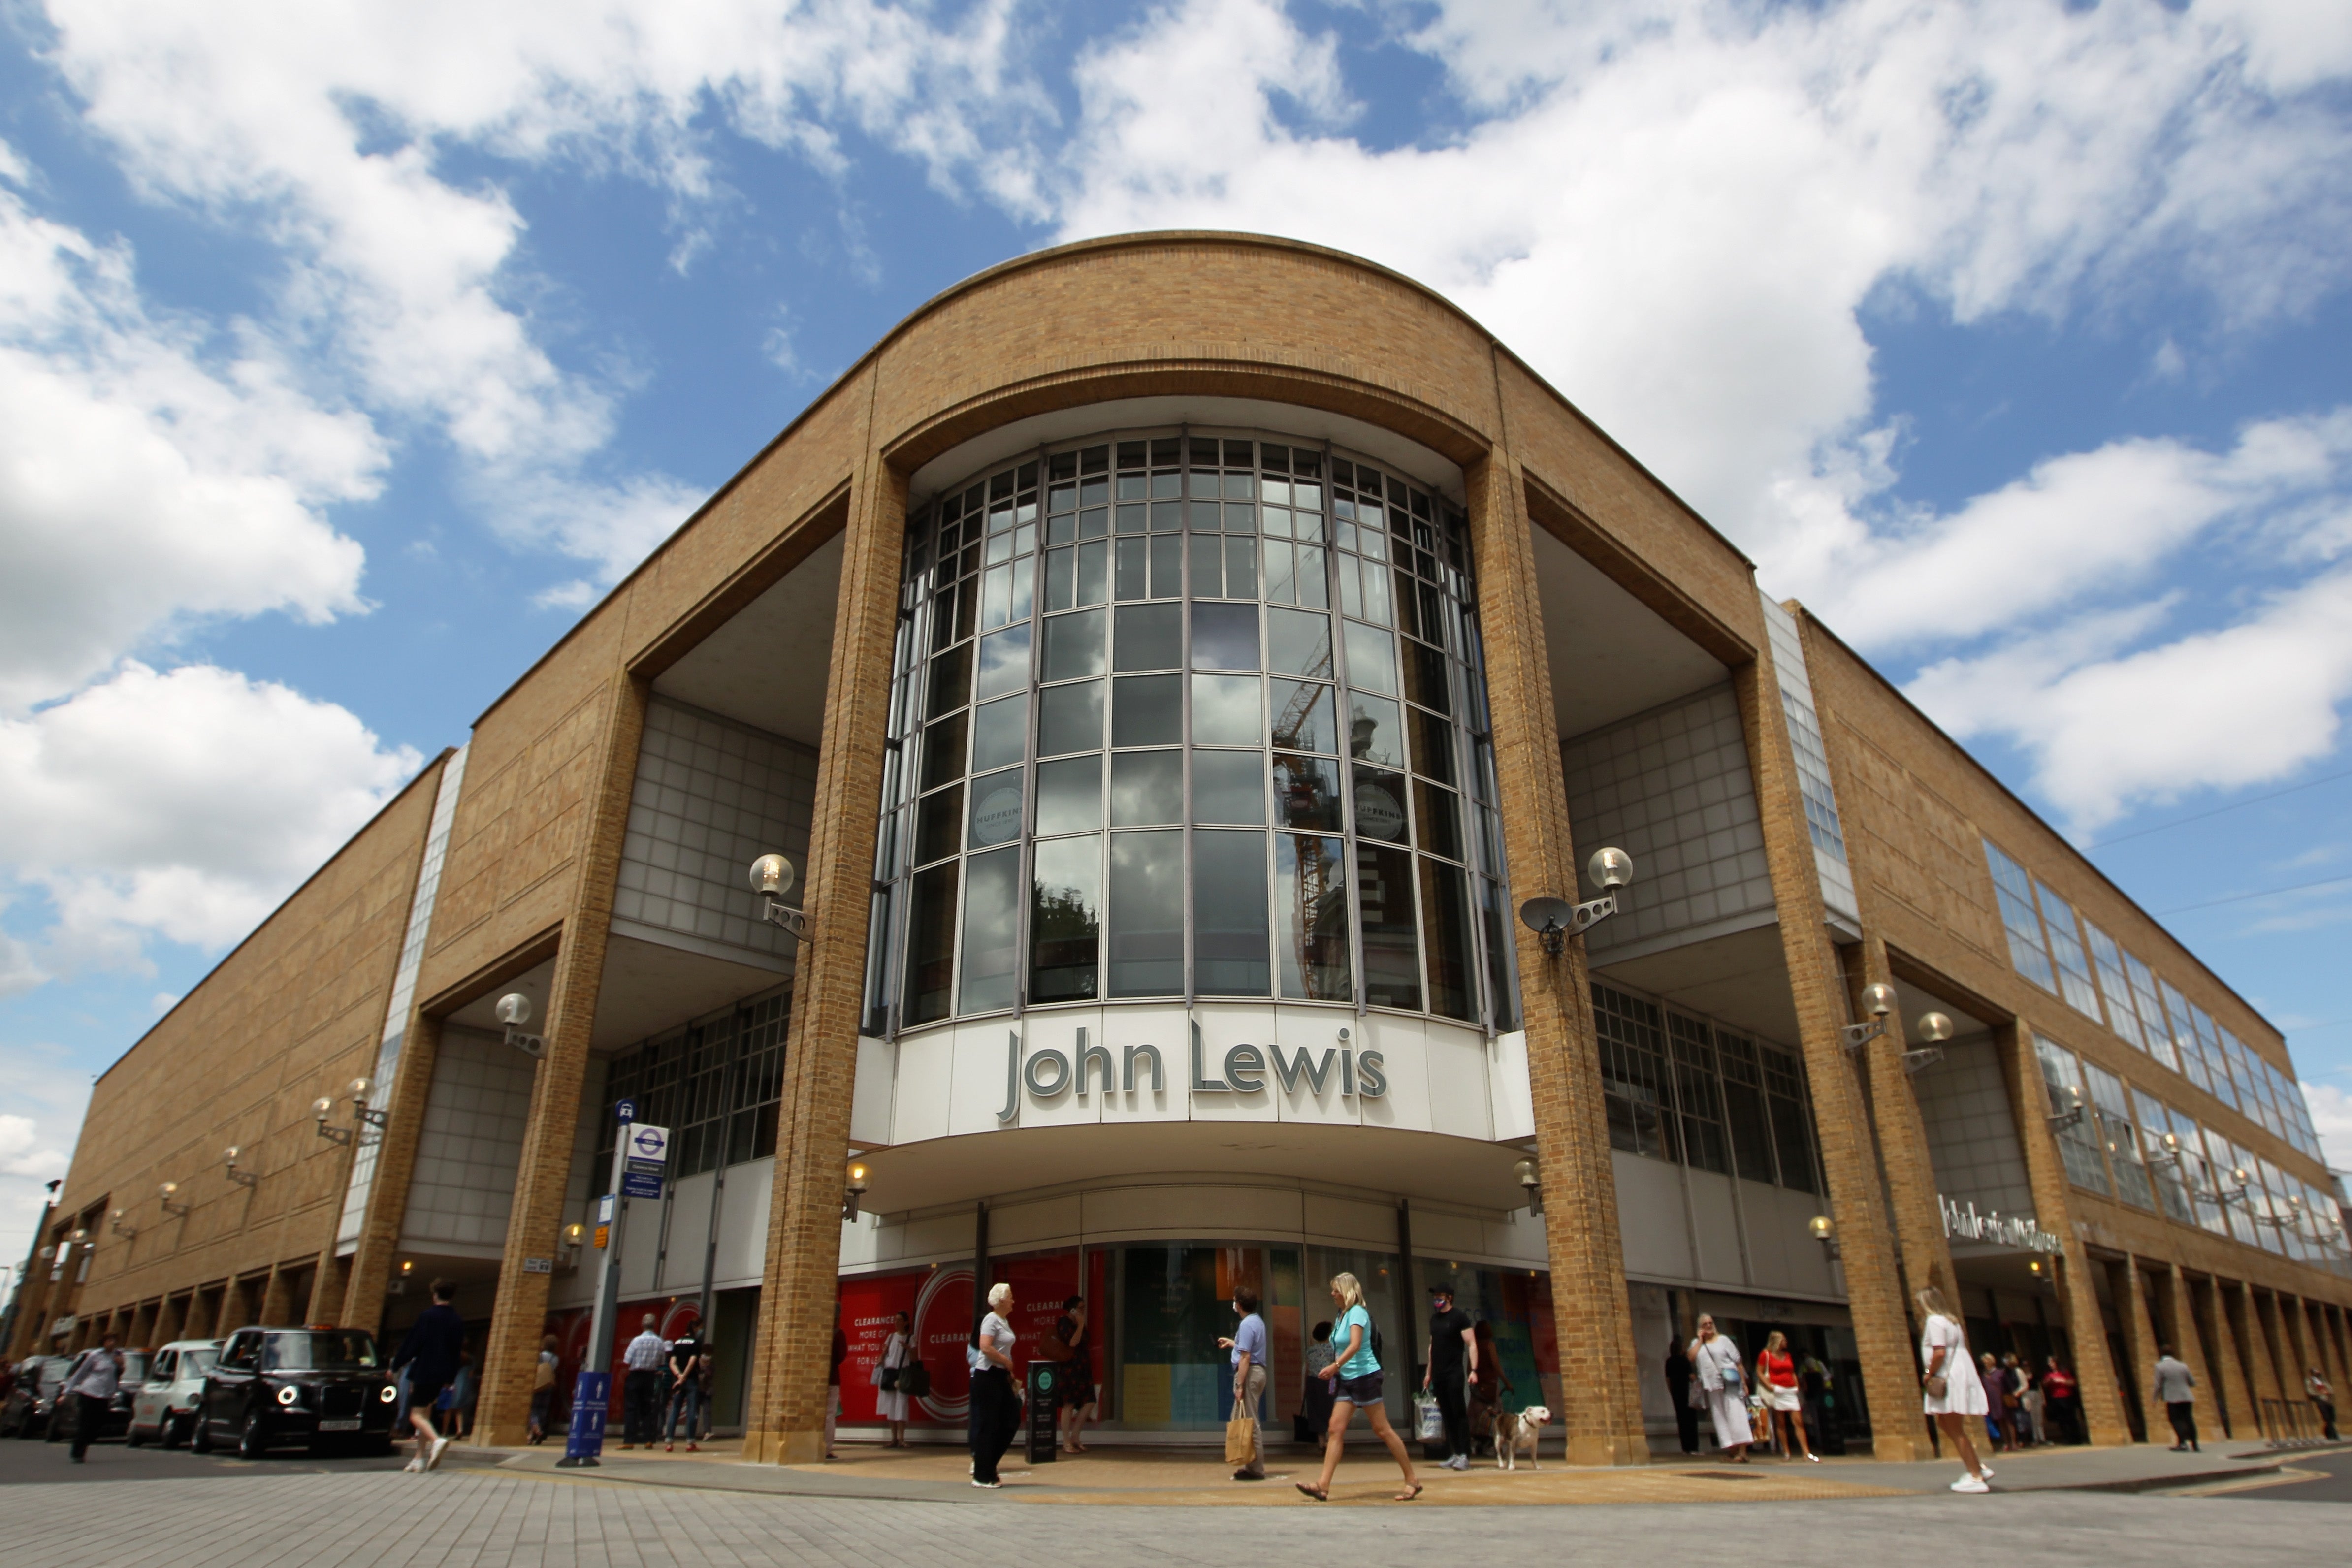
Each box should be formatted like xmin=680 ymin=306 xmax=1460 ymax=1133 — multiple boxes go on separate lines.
xmin=1270 ymin=644 xmax=1349 ymax=999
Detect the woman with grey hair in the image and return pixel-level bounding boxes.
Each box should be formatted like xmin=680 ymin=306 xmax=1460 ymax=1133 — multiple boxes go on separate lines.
xmin=967 ymin=1281 xmax=1019 ymax=1488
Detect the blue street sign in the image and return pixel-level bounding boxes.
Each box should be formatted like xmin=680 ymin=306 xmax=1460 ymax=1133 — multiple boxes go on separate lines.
xmin=559 ymin=1371 xmax=610 ymax=1466
xmin=615 ymin=1098 xmax=636 ymax=1123
xmin=621 ymin=1170 xmax=665 ymax=1200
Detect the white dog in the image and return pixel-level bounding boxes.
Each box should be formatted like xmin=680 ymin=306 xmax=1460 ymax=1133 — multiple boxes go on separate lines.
xmin=1493 ymin=1404 xmax=1551 ymax=1470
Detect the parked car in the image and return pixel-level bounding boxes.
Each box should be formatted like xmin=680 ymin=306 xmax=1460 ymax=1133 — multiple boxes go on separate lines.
xmin=193 ymin=1327 xmax=397 ymax=1458
xmin=1 ymin=1356 xmax=75 ymax=1439
xmin=128 ymin=1340 xmax=221 ymax=1447
xmin=46 ymin=1347 xmax=151 ymax=1445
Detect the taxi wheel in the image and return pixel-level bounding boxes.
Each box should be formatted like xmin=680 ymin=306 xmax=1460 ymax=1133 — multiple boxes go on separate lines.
xmin=125 ymin=1421 xmax=145 ymax=1448
xmin=191 ymin=1414 xmax=214 ymax=1454
xmin=237 ymin=1408 xmax=268 ymax=1461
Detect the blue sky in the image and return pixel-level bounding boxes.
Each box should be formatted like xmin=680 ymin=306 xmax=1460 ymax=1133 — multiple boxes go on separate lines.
xmin=3 ymin=0 xmax=2352 ymax=1266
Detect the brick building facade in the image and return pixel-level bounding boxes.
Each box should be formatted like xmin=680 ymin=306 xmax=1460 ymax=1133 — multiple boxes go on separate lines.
xmin=14 ymin=235 xmax=2348 ymax=1462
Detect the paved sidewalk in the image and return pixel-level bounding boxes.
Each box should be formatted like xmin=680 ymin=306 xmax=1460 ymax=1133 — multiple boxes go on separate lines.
xmin=442 ymin=1436 xmax=2352 ymax=1506
xmin=0 ymin=1467 xmax=2345 ymax=1568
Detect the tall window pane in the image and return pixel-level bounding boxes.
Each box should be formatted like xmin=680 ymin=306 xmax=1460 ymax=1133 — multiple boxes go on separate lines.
xmin=1276 ymin=833 xmax=1351 ymax=1000
xmin=902 ymin=861 xmax=959 ymax=1025
xmin=1194 ymin=830 xmax=1270 ymax=996
xmin=1417 ymin=857 xmax=1478 ymax=1022
xmin=1031 ymin=835 xmax=1101 ymax=1002
xmin=1108 ymin=830 xmax=1184 ymax=996
xmin=958 ymin=848 xmax=1021 ymax=1014
xmin=1357 ymin=842 xmax=1421 ymax=1010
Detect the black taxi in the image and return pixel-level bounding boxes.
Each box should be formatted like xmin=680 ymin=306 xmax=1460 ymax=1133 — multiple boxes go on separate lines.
xmin=193 ymin=1326 xmax=398 ymax=1458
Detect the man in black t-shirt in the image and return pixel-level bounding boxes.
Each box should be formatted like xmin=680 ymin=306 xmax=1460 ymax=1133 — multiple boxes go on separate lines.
xmin=664 ymin=1333 xmax=703 ymax=1452
xmin=1422 ymin=1284 xmax=1476 ymax=1471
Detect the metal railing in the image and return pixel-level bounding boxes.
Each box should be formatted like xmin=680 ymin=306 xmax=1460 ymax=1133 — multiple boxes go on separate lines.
xmin=2255 ymin=1397 xmax=2329 ymax=1447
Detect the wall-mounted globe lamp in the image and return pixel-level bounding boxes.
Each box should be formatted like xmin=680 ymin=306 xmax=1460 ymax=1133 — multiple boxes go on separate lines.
xmin=1517 ymin=848 xmax=1634 ymax=956
xmin=496 ymin=993 xmax=546 ymax=1060
xmin=750 ymin=854 xmax=810 ymax=941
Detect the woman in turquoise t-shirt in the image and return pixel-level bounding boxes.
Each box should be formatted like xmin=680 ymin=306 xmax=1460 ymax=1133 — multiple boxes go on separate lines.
xmin=1297 ymin=1272 xmax=1421 ymax=1502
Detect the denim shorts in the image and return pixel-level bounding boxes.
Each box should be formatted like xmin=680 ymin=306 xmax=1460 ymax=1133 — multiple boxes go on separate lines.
xmin=1335 ymin=1371 xmax=1385 ymax=1405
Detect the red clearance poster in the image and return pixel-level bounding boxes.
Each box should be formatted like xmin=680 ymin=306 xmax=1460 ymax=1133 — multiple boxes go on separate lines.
xmin=543 ymin=1297 xmax=701 ymax=1420
xmin=836 ymin=1249 xmax=1108 ymax=1427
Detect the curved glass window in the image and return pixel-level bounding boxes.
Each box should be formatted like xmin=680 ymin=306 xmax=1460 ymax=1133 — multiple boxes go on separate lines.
xmin=865 ymin=430 xmax=1519 ymax=1033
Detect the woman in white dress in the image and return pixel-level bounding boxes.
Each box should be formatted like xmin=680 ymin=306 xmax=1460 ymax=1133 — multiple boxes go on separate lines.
xmin=1688 ymin=1315 xmax=1751 ymax=1462
xmin=877 ymin=1311 xmax=913 ymax=1447
xmin=1916 ymin=1287 xmax=1990 ymax=1493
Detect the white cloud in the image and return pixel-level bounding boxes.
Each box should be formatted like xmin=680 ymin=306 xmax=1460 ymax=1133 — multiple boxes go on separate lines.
xmin=0 ymin=1043 xmax=91 ymax=1269
xmin=0 ymin=661 xmax=421 ymax=961
xmin=1909 ymin=568 xmax=2352 ymax=830
xmin=1794 ymin=410 xmax=2352 ymax=651
xmin=0 ymin=163 xmax=378 ymax=710
xmin=2308 ymin=1082 xmax=2352 ymax=1175
xmin=36 ymin=0 xmax=1045 ymax=587
xmin=0 ymin=1114 xmax=66 ymax=1180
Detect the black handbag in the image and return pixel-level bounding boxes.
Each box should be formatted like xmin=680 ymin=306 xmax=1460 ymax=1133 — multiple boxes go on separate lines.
xmin=899 ymin=1361 xmax=932 ymax=1399
xmin=878 ymin=1366 xmax=899 ymax=1391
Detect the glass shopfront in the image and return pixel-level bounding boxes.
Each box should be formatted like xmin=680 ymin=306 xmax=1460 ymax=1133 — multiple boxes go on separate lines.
xmin=865 ymin=430 xmax=1518 ymax=1038
xmin=836 ymin=1239 xmax=1555 ymax=1436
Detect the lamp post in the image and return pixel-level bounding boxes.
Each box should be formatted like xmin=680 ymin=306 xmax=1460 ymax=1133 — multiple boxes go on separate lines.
xmin=157 ymin=1182 xmax=190 ymax=1218
xmin=496 ymin=994 xmax=547 ymax=1060
xmin=843 ymin=1162 xmax=870 ymax=1222
xmin=750 ymin=854 xmax=810 ymax=940
xmin=223 ymin=1148 xmax=258 ymax=1188
xmin=1517 ymin=848 xmax=1634 ymax=956
xmin=1901 ymin=1012 xmax=1954 ymax=1075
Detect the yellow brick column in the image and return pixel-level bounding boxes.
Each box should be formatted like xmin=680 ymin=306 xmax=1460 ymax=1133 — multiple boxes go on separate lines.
xmin=2254 ymin=1287 xmax=2299 ymax=1434
xmin=2158 ymin=1264 xmax=2220 ymax=1435
xmin=2118 ymin=1256 xmax=2161 ymax=1443
xmin=2231 ymin=1280 xmax=2287 ymax=1428
xmin=2191 ymin=1273 xmax=2252 ymax=1439
xmin=1998 ymin=1017 xmax=2130 ymax=1445
xmin=2309 ymin=1300 xmax=2350 ymax=1410
xmin=743 ymin=381 xmax=902 ymax=1466
xmin=4 ymin=1231 xmax=59 ymax=1358
xmin=2276 ymin=1292 xmax=2314 ymax=1401
xmin=151 ymin=1292 xmax=186 ymax=1348
xmin=474 ymin=674 xmax=650 ymax=1446
xmin=258 ymin=1265 xmax=293 ymax=1328
xmin=1463 ymin=448 xmax=1645 ymax=1466
xmin=1848 ymin=937 xmax=1955 ymax=1299
xmin=338 ymin=1014 xmax=445 ymax=1326
xmin=1734 ymin=665 xmax=1928 ymax=1462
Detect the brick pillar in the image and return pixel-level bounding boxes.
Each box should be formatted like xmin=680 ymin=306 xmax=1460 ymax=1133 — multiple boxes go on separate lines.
xmin=2324 ymin=1304 xmax=2352 ymax=1407
xmin=1459 ymin=449 xmax=1644 ymax=1466
xmin=152 ymin=1293 xmax=186 ymax=1348
xmin=1998 ymin=1018 xmax=2130 ymax=1445
xmin=258 ymin=1265 xmax=293 ymax=1328
xmin=2192 ymin=1273 xmax=2253 ymax=1439
xmin=2226 ymin=1280 xmax=2284 ymax=1435
xmin=475 ymin=675 xmax=649 ymax=1447
xmin=339 ymin=1015 xmax=445 ymax=1326
xmin=128 ymin=1300 xmax=156 ymax=1347
xmin=2311 ymin=1301 xmax=2350 ymax=1408
xmin=1735 ymin=666 xmax=1927 ymax=1461
xmin=2158 ymin=1264 xmax=2218 ymax=1435
xmin=308 ymin=1255 xmax=351 ymax=1325
xmin=1848 ymin=937 xmax=1955 ymax=1299
xmin=2275 ymin=1292 xmax=2314 ymax=1398
xmin=744 ymin=391 xmax=904 ymax=1466
xmin=2255 ymin=1288 xmax=2298 ymax=1432
xmin=2115 ymin=1256 xmax=2160 ymax=1442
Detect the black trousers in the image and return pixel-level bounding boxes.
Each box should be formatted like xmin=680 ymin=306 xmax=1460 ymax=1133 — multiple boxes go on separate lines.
xmin=969 ymin=1367 xmax=1017 ymax=1482
xmin=1433 ymin=1372 xmax=1469 ymax=1457
xmin=69 ymin=1394 xmax=107 ymax=1461
xmin=1671 ymin=1387 xmax=1701 ymax=1453
xmin=2166 ymin=1400 xmax=2198 ymax=1449
xmin=2316 ymin=1399 xmax=2338 ymax=1441
xmin=623 ymin=1369 xmax=662 ymax=1445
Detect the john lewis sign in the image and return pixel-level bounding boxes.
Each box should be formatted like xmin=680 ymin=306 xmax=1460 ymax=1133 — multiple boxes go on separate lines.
xmin=998 ymin=1020 xmax=1385 ymax=1122
xmin=1940 ymin=1195 xmax=2062 ymax=1254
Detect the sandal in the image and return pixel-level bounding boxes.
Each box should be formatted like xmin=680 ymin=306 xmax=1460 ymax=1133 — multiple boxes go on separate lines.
xmin=1295 ymin=1482 xmax=1328 ymax=1501
xmin=1395 ymin=1483 xmax=1424 ymax=1502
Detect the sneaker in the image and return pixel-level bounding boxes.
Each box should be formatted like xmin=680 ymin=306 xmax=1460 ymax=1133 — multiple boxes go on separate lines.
xmin=1446 ymin=1454 xmax=1470 ymax=1471
xmin=404 ymin=1457 xmax=424 ymax=1474
xmin=973 ymin=1478 xmax=1001 ymax=1489
xmin=426 ymin=1437 xmax=451 ymax=1472
xmin=1950 ymin=1475 xmax=1989 ymax=1494
xmin=1978 ymin=1464 xmax=1995 ymax=1478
